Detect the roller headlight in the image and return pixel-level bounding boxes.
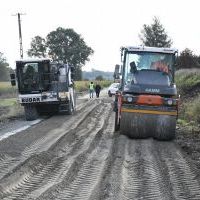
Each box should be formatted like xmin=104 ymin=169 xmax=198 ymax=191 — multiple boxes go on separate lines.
xmin=127 ymin=96 xmax=133 ymax=102
xmin=167 ymin=99 xmax=173 ymax=105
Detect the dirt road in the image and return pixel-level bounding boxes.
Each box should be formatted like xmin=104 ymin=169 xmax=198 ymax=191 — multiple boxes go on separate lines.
xmin=0 ymin=95 xmax=200 ymax=199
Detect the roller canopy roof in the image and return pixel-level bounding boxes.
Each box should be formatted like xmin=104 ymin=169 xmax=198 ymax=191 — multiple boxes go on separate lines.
xmin=123 ymin=46 xmax=178 ymax=54
xmin=16 ymin=58 xmax=51 ymax=63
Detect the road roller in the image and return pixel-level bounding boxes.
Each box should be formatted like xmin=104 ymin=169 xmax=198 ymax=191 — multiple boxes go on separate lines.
xmin=114 ymin=46 xmax=179 ymax=140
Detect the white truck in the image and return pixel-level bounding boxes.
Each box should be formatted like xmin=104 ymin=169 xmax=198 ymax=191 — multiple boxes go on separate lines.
xmin=11 ymin=58 xmax=76 ymax=120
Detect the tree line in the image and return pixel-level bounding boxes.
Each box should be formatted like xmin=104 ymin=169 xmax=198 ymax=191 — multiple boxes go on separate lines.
xmin=0 ymin=53 xmax=14 ymax=81
xmin=1 ymin=17 xmax=200 ymax=82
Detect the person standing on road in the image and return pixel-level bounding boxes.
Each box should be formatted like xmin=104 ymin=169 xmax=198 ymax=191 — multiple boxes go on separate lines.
xmin=89 ymin=82 xmax=94 ymax=98
xmin=95 ymin=83 xmax=101 ymax=98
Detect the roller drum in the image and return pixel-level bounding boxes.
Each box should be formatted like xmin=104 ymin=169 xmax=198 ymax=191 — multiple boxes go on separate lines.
xmin=120 ymin=112 xmax=176 ymax=140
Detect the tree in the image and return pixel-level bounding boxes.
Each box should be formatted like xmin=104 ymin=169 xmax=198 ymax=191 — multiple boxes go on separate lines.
xmin=28 ymin=28 xmax=94 ymax=80
xmin=139 ymin=17 xmax=172 ymax=47
xmin=176 ymin=48 xmax=200 ymax=69
xmin=0 ymin=52 xmax=10 ymax=81
xmin=27 ymin=36 xmax=46 ymax=58
xmin=95 ymin=75 xmax=104 ymax=81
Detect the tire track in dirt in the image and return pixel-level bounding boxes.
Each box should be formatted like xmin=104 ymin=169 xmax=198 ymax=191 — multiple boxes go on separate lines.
xmin=121 ymin=140 xmax=169 ymax=200
xmin=89 ymin=134 xmax=126 ymax=200
xmin=158 ymin=142 xmax=200 ymax=199
xmin=54 ymin=125 xmax=114 ymax=199
xmin=21 ymin=99 xmax=100 ymax=158
xmin=48 ymin=101 xmax=107 ymax=157
xmin=0 ymin=155 xmax=20 ymax=180
xmin=0 ymin=99 xmax=100 ymax=181
xmin=0 ymin=153 xmax=59 ymax=199
xmin=118 ymin=139 xmax=200 ymax=200
xmin=0 ymin=100 xmax=113 ymax=200
xmin=95 ymin=137 xmax=200 ymax=200
xmin=36 ymin=103 xmax=114 ymax=200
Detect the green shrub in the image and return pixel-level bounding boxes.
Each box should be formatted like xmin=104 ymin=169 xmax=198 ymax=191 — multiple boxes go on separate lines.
xmin=183 ymin=96 xmax=200 ymax=124
xmin=175 ymin=69 xmax=200 ymax=126
xmin=175 ymin=69 xmax=200 ymax=95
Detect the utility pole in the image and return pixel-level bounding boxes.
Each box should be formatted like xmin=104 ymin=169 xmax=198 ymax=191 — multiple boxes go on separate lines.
xmin=12 ymin=13 xmax=26 ymax=59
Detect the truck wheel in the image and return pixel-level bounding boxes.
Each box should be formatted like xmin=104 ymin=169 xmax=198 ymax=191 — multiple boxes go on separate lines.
xmin=24 ymin=104 xmax=38 ymax=121
xmin=67 ymin=97 xmax=73 ymax=115
xmin=114 ymin=111 xmax=120 ymax=131
xmin=73 ymin=92 xmax=76 ymax=112
xmin=108 ymin=91 xmax=112 ymax=97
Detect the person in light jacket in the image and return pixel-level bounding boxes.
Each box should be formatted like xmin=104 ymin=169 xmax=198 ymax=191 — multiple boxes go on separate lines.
xmin=89 ymin=82 xmax=94 ymax=98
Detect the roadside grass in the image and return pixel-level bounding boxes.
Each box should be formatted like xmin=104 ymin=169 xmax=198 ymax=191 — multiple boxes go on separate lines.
xmin=0 ymin=98 xmax=17 ymax=107
xmin=0 ymin=98 xmax=23 ymax=121
xmin=175 ymin=68 xmax=200 ymax=95
xmin=180 ymin=95 xmax=200 ymax=125
xmin=176 ymin=68 xmax=200 ymax=128
xmin=0 ymin=82 xmax=20 ymax=120
xmin=0 ymin=82 xmax=17 ymax=98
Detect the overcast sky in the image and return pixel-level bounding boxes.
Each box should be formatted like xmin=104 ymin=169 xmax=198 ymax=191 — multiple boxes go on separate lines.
xmin=1 ymin=0 xmax=200 ymax=71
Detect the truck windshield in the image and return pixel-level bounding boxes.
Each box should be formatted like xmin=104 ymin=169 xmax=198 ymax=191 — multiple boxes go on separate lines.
xmin=124 ymin=51 xmax=174 ymax=85
xmin=17 ymin=62 xmax=50 ymax=93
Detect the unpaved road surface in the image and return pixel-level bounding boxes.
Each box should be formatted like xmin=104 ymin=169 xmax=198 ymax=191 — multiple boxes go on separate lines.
xmin=0 ymin=94 xmax=200 ymax=199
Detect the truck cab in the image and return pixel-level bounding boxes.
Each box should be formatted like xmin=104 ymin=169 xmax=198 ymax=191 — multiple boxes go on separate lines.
xmin=12 ymin=58 xmax=76 ymax=120
xmin=121 ymin=46 xmax=177 ymax=95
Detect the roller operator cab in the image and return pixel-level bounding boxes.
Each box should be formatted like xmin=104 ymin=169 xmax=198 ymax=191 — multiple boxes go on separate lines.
xmin=11 ymin=59 xmax=76 ymax=121
xmin=114 ymin=46 xmax=179 ymax=140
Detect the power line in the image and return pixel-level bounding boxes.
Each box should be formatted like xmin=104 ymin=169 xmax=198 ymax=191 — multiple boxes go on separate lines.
xmin=12 ymin=13 xmax=26 ymax=59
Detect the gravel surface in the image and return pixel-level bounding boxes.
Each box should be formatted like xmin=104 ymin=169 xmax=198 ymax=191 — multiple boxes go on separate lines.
xmin=176 ymin=126 xmax=200 ymax=170
xmin=0 ymin=92 xmax=200 ymax=199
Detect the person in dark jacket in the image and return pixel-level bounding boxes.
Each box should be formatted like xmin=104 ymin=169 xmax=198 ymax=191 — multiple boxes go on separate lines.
xmin=95 ymin=83 xmax=101 ymax=98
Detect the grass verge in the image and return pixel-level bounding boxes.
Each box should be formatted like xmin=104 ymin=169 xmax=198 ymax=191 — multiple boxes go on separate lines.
xmin=176 ymin=68 xmax=200 ymax=130
xmin=0 ymin=82 xmax=17 ymax=98
xmin=175 ymin=68 xmax=200 ymax=95
xmin=0 ymin=98 xmax=23 ymax=122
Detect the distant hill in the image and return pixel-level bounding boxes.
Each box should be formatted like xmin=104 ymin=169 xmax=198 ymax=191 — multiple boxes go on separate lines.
xmin=82 ymin=68 xmax=114 ymax=80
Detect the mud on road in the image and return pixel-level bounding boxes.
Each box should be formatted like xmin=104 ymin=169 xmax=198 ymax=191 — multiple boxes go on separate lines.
xmin=0 ymin=96 xmax=200 ymax=199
